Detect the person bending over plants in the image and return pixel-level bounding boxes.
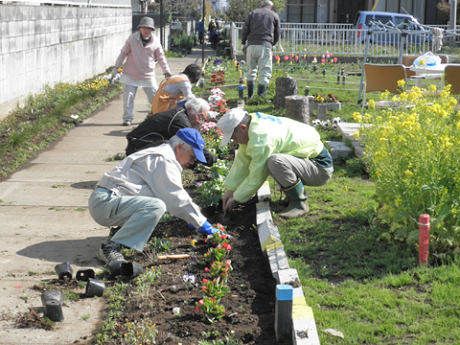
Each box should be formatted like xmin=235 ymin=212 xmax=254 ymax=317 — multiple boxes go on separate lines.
xmin=125 ymin=98 xmax=218 ymax=167
xmin=217 ymin=108 xmax=333 ymax=219
xmin=88 ymin=128 xmax=224 ymax=264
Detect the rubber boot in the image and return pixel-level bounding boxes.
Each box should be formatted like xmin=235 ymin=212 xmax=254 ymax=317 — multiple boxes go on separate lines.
xmin=279 ymin=180 xmax=309 ymax=219
xmin=257 ymin=84 xmax=267 ymax=97
xmin=247 ymin=81 xmax=255 ymax=99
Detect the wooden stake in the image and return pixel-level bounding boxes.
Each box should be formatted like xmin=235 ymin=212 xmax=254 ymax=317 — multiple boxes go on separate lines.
xmin=157 ymin=254 xmax=190 ymax=260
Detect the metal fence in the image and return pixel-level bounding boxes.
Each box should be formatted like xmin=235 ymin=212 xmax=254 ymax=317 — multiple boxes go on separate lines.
xmin=230 ymin=22 xmax=456 ymax=58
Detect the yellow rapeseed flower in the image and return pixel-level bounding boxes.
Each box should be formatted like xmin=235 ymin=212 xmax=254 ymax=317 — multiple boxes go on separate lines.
xmin=397 ymin=79 xmax=405 ymax=88
xmin=353 ymin=131 xmax=360 ymax=138
xmin=368 ymin=99 xmax=376 ymax=109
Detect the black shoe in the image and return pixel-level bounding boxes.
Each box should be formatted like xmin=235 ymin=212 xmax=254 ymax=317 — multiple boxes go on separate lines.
xmin=98 ymin=241 xmax=126 ymax=264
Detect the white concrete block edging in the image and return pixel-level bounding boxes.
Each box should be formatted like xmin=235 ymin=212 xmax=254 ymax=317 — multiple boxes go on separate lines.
xmin=256 ymin=181 xmax=321 ymax=345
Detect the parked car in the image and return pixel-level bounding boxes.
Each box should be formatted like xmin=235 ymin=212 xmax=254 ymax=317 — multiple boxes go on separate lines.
xmin=352 ymin=11 xmax=431 ymax=45
xmin=170 ymin=21 xmax=182 ymax=30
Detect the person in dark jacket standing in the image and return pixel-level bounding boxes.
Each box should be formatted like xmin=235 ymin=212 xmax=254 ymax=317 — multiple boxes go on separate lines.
xmin=241 ymin=0 xmax=280 ymax=98
xmin=125 ymin=98 xmax=218 ymax=167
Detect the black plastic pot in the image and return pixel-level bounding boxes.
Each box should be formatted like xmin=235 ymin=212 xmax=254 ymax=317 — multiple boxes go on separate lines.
xmin=76 ymin=269 xmax=95 ymax=282
xmin=85 ymin=278 xmax=105 ymax=297
xmin=121 ymin=262 xmax=143 ymax=278
xmin=41 ymin=291 xmax=64 ymax=306
xmin=109 ymin=261 xmax=124 ymax=277
xmin=43 ymin=300 xmax=64 ymax=322
xmin=54 ymin=262 xmax=73 ymax=280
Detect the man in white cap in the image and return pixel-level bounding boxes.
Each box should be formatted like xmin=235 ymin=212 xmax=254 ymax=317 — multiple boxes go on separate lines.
xmin=88 ymin=128 xmax=224 ymax=264
xmin=217 ymin=109 xmax=333 ymax=219
xmin=111 ymin=16 xmax=172 ymax=126
xmin=241 ymin=0 xmax=280 ymax=98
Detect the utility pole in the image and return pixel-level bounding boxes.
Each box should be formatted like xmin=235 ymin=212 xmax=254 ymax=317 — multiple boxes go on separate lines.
xmin=160 ymin=0 xmax=164 ymax=47
xmin=450 ymin=0 xmax=457 ymax=46
xmin=202 ymin=0 xmax=205 ymax=63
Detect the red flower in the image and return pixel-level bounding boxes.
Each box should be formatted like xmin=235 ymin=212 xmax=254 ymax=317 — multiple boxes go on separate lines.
xmin=199 ymin=299 xmax=204 ymax=305
xmin=203 ymin=278 xmax=208 ymax=283
xmin=205 ymin=267 xmax=209 ymax=272
xmin=202 ymin=286 xmax=207 ymax=291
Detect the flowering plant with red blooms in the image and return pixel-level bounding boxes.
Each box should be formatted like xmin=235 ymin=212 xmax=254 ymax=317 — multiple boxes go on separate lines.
xmin=200 ymin=277 xmax=231 ymax=300
xmin=195 ymin=297 xmax=226 ymax=323
xmin=207 ymin=260 xmax=233 ymax=282
xmin=204 ymin=244 xmax=231 ymax=262
xmin=206 ymin=223 xmax=230 ymax=247
xmin=211 ymin=98 xmax=229 ymax=115
xmin=210 ymin=71 xmax=225 ymax=85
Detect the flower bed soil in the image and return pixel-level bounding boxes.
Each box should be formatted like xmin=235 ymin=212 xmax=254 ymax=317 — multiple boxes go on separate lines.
xmin=116 ymin=198 xmax=292 ymax=345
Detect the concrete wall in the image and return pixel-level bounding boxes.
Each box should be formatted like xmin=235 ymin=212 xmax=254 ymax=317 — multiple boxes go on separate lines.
xmin=0 ymin=5 xmax=132 ymax=118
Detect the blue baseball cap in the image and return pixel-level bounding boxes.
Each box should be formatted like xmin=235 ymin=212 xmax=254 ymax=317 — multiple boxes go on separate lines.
xmin=176 ymin=128 xmax=207 ymax=164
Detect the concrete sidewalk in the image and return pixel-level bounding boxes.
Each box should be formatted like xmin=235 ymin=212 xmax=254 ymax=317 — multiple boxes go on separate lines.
xmin=0 ymin=46 xmax=216 ymax=344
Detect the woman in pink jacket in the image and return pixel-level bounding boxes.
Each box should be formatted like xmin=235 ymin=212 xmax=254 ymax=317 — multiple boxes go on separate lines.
xmin=111 ymin=17 xmax=172 ymax=126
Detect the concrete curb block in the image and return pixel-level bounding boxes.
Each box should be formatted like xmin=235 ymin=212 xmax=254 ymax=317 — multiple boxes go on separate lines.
xmin=256 ymin=182 xmax=321 ymax=345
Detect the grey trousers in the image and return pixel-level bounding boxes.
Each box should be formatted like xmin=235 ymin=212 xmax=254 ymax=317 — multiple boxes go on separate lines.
xmin=123 ymin=84 xmax=157 ymax=122
xmin=246 ymin=45 xmax=273 ymax=86
xmin=267 ymin=154 xmax=333 ymax=189
xmin=88 ymin=187 xmax=166 ymax=252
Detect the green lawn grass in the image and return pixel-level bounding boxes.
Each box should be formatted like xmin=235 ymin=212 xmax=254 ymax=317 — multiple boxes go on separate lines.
xmin=198 ymin=58 xmax=460 ymax=344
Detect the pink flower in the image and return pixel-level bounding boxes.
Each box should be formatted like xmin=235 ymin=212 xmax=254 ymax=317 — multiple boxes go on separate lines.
xmin=199 ymin=299 xmax=204 ymax=305
xmin=202 ymin=286 xmax=206 ymax=291
xmin=284 ymin=56 xmax=289 ymax=61
xmin=295 ymin=56 xmax=299 ymax=61
xmin=321 ymin=59 xmax=326 ymax=64
xmin=203 ymin=278 xmax=208 ymax=283
xmin=204 ymin=267 xmax=209 ymax=272
xmin=333 ymin=57 xmax=338 ymax=63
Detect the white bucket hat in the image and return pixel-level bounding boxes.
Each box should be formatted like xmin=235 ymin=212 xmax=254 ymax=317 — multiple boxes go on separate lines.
xmin=217 ymin=108 xmax=247 ymax=146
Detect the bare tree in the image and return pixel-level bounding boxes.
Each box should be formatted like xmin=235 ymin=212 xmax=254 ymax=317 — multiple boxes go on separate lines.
xmin=227 ymin=0 xmax=286 ymax=22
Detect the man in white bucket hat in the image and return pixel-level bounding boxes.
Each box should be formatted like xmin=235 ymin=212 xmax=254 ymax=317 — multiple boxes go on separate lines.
xmin=111 ymin=16 xmax=172 ymax=126
xmin=217 ymin=108 xmax=333 ymax=219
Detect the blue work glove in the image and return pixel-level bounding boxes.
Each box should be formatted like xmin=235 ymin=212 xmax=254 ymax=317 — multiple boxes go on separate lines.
xmin=177 ymin=100 xmax=186 ymax=107
xmin=197 ymin=221 xmax=221 ymax=236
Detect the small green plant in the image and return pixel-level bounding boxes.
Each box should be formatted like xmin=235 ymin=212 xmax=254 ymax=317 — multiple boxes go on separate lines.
xmin=195 ymin=296 xmax=226 ymax=324
xmin=200 ymin=277 xmax=230 ymax=300
xmin=147 ymin=237 xmax=172 ymax=252
xmin=203 ymin=242 xmax=232 ymax=262
xmin=81 ymin=313 xmax=91 ymax=321
xmin=122 ymin=319 xmax=158 ymax=344
xmin=195 ymin=160 xmax=231 ymax=208
xmin=28 ymin=271 xmax=39 ymax=276
xmin=135 ymin=266 xmax=162 ymax=294
xmin=62 ymin=290 xmax=80 ymax=302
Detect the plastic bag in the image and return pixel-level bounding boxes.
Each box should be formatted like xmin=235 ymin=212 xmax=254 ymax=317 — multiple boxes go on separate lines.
xmin=413 ymin=52 xmax=441 ymax=67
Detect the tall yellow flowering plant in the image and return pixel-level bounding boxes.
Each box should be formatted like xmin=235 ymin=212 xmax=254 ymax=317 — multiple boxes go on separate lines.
xmin=355 ymin=82 xmax=460 ymax=252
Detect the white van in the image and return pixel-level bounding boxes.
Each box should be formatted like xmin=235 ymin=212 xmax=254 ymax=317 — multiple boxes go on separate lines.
xmin=353 ymin=11 xmax=431 ymax=45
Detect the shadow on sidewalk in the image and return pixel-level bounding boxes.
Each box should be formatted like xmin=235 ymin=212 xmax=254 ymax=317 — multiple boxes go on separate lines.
xmin=16 ymin=237 xmax=107 ymax=267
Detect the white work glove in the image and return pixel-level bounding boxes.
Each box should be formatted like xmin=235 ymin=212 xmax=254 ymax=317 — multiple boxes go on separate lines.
xmin=110 ymin=67 xmax=118 ymax=84
xmin=242 ymin=44 xmax=247 ymax=54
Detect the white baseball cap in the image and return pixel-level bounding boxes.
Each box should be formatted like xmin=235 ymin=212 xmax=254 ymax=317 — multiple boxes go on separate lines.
xmin=217 ymin=108 xmax=247 ymax=146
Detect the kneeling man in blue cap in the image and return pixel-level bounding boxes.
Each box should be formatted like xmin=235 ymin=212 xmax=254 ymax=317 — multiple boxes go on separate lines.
xmin=88 ymin=128 xmax=223 ymax=264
